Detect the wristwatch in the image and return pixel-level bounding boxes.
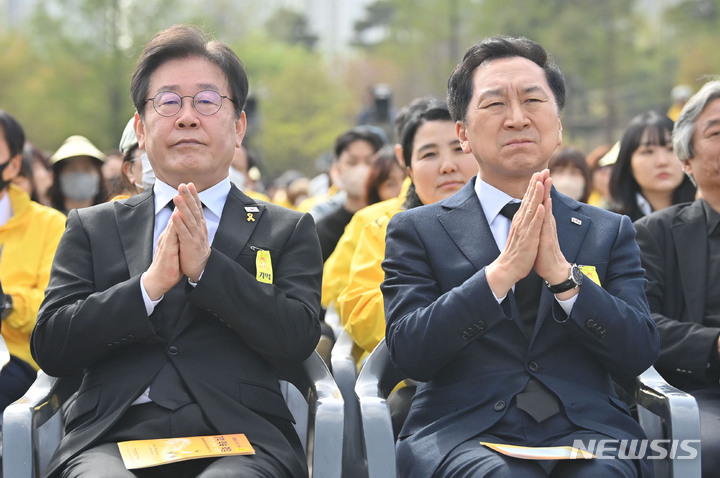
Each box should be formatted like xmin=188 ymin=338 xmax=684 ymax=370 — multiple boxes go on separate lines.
xmin=1 ymin=294 xmax=12 ymax=320
xmin=546 ymin=264 xmax=583 ymax=294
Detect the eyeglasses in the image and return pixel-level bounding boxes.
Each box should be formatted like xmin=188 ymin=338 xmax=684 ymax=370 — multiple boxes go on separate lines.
xmin=145 ymin=90 xmax=236 ymax=117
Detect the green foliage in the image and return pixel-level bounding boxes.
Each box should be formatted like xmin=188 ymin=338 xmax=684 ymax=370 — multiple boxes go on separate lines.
xmin=2 ymin=0 xmax=718 ymax=171
xmin=233 ymin=33 xmax=354 ymax=177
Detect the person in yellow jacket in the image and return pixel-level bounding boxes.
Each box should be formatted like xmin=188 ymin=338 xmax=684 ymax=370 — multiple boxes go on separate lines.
xmin=0 ymin=111 xmax=66 ymax=410
xmin=336 ymin=99 xmax=478 ymax=363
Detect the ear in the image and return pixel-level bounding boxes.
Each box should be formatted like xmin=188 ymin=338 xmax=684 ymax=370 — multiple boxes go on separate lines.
xmin=456 ymin=121 xmax=473 ymax=154
xmin=681 ymin=158 xmax=693 ymax=176
xmin=556 ymin=118 xmax=563 ymax=147
xmin=235 ymin=112 xmax=247 ymax=148
xmin=134 ymin=113 xmax=145 ymax=150
xmin=121 ymin=160 xmax=135 ymax=183
xmin=2 ymin=154 xmax=22 ymax=181
xmin=394 ymin=144 xmax=404 ymax=168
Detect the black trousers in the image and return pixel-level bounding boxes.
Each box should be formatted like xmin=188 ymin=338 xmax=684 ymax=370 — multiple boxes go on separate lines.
xmin=61 ymin=402 xmax=292 ymax=478
xmin=0 ymin=355 xmax=37 ymax=411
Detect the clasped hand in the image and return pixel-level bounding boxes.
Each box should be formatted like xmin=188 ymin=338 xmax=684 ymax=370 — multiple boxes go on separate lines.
xmin=486 ymin=169 xmax=575 ymax=299
xmin=143 ymin=183 xmax=211 ymax=300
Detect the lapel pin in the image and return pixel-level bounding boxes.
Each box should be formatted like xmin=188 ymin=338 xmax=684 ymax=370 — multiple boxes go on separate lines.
xmin=571 ymin=217 xmax=582 ymax=226
xmin=245 ymin=206 xmax=259 ymax=213
xmin=247 ymin=213 xmax=255 ymax=222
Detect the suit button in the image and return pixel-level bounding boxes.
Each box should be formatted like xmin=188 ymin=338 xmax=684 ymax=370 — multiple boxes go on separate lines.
xmin=528 ymin=361 xmax=539 ymax=372
xmin=586 ymin=319 xmax=595 ymax=328
xmin=462 ymin=331 xmax=471 ymax=340
xmin=168 ymin=346 xmax=179 ymax=356
xmin=494 ymin=400 xmax=506 ymax=411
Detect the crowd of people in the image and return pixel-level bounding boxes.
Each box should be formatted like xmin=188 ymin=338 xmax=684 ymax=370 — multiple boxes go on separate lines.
xmin=0 ymin=22 xmax=718 ymax=478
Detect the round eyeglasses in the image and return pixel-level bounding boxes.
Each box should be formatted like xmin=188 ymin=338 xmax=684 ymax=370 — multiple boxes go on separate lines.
xmin=145 ymin=90 xmax=236 ymax=117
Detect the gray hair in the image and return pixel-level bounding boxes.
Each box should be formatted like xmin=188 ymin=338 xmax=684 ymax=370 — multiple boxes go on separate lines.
xmin=673 ymin=80 xmax=720 ymax=161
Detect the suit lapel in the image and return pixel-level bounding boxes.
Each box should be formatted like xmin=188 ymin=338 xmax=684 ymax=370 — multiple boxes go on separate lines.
xmin=438 ymin=180 xmax=501 ymax=272
xmin=672 ymin=201 xmax=707 ymax=323
xmin=532 ymin=190 xmax=590 ymax=341
xmin=212 ymin=186 xmax=265 ymax=259
xmin=116 ymin=191 xmax=155 ymax=278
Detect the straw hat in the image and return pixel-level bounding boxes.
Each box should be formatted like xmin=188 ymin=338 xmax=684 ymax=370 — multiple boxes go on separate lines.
xmin=50 ymin=135 xmax=106 ymax=166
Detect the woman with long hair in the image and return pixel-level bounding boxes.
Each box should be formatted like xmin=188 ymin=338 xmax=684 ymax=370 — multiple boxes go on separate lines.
xmin=609 ymin=111 xmax=696 ymax=221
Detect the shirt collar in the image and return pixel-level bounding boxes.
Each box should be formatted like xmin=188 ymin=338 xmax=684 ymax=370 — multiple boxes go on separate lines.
xmin=474 ymin=177 xmax=518 ymax=226
xmin=701 ymin=199 xmax=720 ymax=236
xmin=153 ymin=178 xmax=231 ymax=220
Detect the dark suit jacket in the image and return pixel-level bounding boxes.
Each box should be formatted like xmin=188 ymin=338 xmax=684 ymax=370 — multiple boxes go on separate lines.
xmin=634 ymin=199 xmax=720 ymax=389
xmin=32 ymin=186 xmax=322 ymax=478
xmin=381 ymin=178 xmax=659 ymax=478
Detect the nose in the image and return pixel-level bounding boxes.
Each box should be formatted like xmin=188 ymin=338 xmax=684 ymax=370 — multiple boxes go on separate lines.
xmin=657 ymin=146 xmax=676 ymax=165
xmin=504 ymin=100 xmax=530 ymax=129
xmin=175 ymin=99 xmax=198 ymax=128
xmin=439 ymin=152 xmax=459 ymax=174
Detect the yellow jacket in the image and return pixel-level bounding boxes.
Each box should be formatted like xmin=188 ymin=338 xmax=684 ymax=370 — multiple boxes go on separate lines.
xmin=337 ymin=210 xmax=400 ymax=363
xmin=1 ymin=185 xmax=66 ymax=369
xmin=321 ymin=177 xmax=410 ymax=310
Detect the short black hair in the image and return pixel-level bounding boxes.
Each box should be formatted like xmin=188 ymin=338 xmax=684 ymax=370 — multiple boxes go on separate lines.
xmin=447 ymin=36 xmax=566 ymax=124
xmin=131 ymin=24 xmax=248 ymax=119
xmin=333 ymin=126 xmax=387 ymax=160
xmin=0 ymin=110 xmax=26 ymax=158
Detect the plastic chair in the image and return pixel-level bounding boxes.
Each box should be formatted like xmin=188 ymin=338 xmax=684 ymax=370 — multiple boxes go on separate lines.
xmin=2 ymin=351 xmax=344 ymax=478
xmin=355 ymin=339 xmax=702 ymax=478
xmin=330 ymin=327 xmax=368 ymax=478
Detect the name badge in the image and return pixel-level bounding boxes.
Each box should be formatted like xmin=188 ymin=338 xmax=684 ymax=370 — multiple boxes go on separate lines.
xmin=256 ymin=250 xmax=273 ymax=284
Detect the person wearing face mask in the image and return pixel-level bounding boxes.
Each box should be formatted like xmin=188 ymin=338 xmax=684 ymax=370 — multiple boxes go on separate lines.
xmin=48 ymin=135 xmax=109 ymax=214
xmin=315 ymin=126 xmax=387 ymax=261
xmin=548 ymin=147 xmax=591 ymax=203
xmin=0 ymin=110 xmax=66 ymax=411
xmin=113 ymin=116 xmax=156 ymax=201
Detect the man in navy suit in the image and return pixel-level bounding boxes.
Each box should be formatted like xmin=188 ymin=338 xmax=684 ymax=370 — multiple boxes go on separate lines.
xmin=381 ymin=37 xmax=659 ymax=478
xmin=32 ymin=25 xmax=321 ymax=477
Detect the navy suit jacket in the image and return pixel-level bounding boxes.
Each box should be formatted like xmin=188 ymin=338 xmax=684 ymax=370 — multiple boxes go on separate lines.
xmin=32 ymin=186 xmax=322 ymax=478
xmin=381 ymin=178 xmax=659 ymax=478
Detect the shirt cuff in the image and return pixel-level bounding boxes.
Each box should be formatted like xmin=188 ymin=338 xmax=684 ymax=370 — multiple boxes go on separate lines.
xmin=555 ymin=294 xmax=578 ymax=316
xmin=140 ymin=272 xmax=163 ymax=315
xmin=187 ymin=269 xmax=204 ymax=288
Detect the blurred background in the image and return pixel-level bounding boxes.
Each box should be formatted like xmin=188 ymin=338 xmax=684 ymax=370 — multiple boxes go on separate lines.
xmin=1 ymin=0 xmax=718 ymax=180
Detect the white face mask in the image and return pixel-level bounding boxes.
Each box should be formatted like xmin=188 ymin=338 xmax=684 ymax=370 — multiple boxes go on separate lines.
xmin=552 ymin=174 xmax=586 ymax=202
xmin=134 ymin=153 xmax=156 ymax=191
xmin=228 ymin=166 xmax=246 ymax=190
xmin=339 ymin=163 xmax=371 ymax=199
xmin=60 ymin=171 xmax=100 ymax=201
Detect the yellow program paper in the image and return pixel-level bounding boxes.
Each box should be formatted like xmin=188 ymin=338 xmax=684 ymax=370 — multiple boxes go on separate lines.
xmin=480 ymin=442 xmax=595 ymax=460
xmin=118 ymin=434 xmax=255 ymax=469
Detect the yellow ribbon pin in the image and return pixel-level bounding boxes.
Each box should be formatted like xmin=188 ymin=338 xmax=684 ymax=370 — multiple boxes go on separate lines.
xmin=247 ymin=213 xmax=255 ymax=222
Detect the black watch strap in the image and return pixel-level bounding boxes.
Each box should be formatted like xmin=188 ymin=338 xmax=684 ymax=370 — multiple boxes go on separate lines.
xmin=546 ymin=264 xmax=583 ymax=294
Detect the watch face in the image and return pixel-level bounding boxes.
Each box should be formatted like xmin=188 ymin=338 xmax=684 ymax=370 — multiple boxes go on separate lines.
xmin=571 ymin=265 xmax=584 ymax=285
